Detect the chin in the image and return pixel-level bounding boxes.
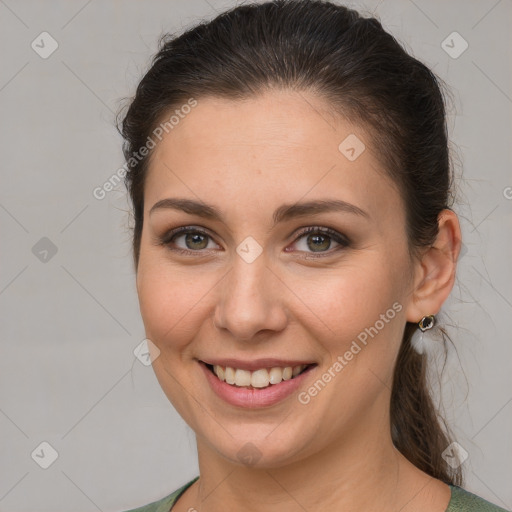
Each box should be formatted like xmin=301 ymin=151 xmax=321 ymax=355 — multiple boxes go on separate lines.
xmin=199 ymin=423 xmax=315 ymax=470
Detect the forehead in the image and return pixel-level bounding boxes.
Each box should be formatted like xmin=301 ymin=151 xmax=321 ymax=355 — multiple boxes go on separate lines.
xmin=144 ymin=90 xmax=402 ymax=225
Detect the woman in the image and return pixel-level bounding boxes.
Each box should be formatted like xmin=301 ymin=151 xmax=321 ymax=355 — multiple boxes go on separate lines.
xmin=119 ymin=1 xmax=507 ymax=510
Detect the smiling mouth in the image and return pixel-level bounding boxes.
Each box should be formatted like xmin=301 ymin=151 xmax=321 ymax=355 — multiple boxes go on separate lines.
xmin=204 ymin=363 xmax=316 ymax=389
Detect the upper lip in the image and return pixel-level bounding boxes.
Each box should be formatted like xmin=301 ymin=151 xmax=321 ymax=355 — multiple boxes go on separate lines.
xmin=200 ymin=358 xmax=316 ymax=371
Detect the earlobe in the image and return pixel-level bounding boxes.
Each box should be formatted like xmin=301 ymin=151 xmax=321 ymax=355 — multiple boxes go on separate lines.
xmin=405 ymin=209 xmax=461 ymax=323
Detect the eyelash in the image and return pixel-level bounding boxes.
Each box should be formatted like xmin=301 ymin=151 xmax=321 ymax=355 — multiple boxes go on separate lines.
xmin=158 ymin=225 xmax=350 ymax=258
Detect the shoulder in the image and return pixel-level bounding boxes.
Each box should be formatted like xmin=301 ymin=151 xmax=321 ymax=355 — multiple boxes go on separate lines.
xmin=447 ymin=485 xmax=510 ymax=512
xmin=121 ymin=476 xmax=199 ymax=512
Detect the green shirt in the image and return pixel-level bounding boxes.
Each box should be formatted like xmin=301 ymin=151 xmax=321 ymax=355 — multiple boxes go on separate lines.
xmin=123 ymin=476 xmax=509 ymax=512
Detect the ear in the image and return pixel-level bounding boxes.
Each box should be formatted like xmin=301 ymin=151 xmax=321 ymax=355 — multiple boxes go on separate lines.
xmin=405 ymin=209 xmax=462 ymax=323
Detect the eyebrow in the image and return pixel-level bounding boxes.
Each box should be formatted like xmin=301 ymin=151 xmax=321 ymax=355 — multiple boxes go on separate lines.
xmin=149 ymin=197 xmax=370 ymax=227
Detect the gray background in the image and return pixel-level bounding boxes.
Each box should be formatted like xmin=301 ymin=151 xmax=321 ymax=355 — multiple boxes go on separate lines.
xmin=0 ymin=0 xmax=511 ymax=510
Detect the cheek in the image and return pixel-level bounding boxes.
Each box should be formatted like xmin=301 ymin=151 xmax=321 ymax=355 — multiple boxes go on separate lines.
xmin=305 ymin=267 xmax=405 ymax=385
xmin=136 ymin=256 xmax=217 ymax=352
xmin=293 ymin=261 xmax=401 ymax=335
xmin=298 ymin=261 xmax=407 ymax=397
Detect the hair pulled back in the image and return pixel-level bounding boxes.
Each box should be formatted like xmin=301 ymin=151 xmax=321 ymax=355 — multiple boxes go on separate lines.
xmin=119 ymin=0 xmax=461 ymax=486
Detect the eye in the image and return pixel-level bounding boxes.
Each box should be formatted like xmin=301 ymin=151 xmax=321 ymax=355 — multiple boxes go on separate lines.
xmin=289 ymin=226 xmax=349 ymax=257
xmin=158 ymin=225 xmax=349 ymax=257
xmin=159 ymin=226 xmax=220 ymax=254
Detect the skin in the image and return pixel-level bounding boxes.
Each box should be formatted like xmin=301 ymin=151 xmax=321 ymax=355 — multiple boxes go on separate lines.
xmin=135 ymin=89 xmax=461 ymax=512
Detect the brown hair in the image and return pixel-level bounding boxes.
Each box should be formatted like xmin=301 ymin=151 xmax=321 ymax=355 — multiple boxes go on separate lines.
xmin=119 ymin=0 xmax=462 ymax=486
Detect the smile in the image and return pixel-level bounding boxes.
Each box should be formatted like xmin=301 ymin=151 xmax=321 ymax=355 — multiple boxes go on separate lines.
xmin=207 ymin=363 xmax=312 ymax=388
xmin=199 ymin=360 xmax=317 ymax=408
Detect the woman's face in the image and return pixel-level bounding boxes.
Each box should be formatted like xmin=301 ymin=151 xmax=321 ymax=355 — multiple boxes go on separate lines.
xmin=136 ymin=90 xmax=417 ymax=467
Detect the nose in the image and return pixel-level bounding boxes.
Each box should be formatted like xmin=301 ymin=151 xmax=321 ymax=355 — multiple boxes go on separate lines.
xmin=213 ymin=252 xmax=288 ymax=341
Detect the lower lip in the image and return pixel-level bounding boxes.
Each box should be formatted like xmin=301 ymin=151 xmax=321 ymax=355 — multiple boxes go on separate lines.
xmin=200 ymin=362 xmax=316 ymax=408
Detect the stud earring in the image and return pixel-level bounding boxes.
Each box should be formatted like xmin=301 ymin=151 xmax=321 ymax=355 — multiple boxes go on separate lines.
xmin=411 ymin=314 xmax=437 ymax=355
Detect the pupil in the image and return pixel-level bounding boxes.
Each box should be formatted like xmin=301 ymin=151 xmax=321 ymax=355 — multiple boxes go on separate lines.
xmin=308 ymin=234 xmax=330 ymax=252
xmin=186 ymin=233 xmax=207 ymax=249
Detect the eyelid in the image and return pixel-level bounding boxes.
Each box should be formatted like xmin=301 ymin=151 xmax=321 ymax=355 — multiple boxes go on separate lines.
xmin=292 ymin=225 xmax=350 ymax=245
xmin=289 ymin=226 xmax=350 ymax=257
xmin=158 ymin=225 xmax=220 ymax=250
xmin=159 ymin=224 xmax=350 ymax=256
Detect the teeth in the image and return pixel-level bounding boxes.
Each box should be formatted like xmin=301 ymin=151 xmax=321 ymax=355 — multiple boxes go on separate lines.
xmin=234 ymin=369 xmax=252 ymax=387
xmin=269 ymin=367 xmax=283 ymax=384
xmin=214 ymin=365 xmax=225 ymax=381
xmin=212 ymin=364 xmax=308 ymax=388
xmin=292 ymin=365 xmax=302 ymax=377
xmin=224 ymin=366 xmax=236 ymax=385
xmin=251 ymin=369 xmax=269 ymax=388
xmin=282 ymin=367 xmax=293 ymax=380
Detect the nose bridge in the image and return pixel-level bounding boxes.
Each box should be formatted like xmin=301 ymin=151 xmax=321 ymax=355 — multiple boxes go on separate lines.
xmin=214 ymin=248 xmax=286 ymax=339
